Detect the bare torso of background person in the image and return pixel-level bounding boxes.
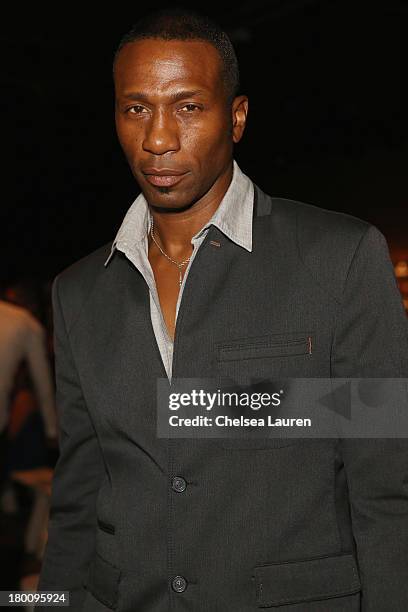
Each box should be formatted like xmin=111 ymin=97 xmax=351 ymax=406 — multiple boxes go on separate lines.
xmin=0 ymin=299 xmax=57 ymax=438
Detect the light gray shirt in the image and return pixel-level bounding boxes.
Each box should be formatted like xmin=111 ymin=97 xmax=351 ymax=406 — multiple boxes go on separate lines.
xmin=104 ymin=160 xmax=254 ymax=382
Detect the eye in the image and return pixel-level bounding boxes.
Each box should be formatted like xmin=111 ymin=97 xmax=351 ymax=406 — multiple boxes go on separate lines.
xmin=128 ymin=105 xmax=149 ymax=115
xmin=179 ymin=103 xmax=201 ymax=112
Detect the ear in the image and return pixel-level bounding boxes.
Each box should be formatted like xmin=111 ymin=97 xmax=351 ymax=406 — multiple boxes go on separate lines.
xmin=231 ymin=95 xmax=249 ymax=143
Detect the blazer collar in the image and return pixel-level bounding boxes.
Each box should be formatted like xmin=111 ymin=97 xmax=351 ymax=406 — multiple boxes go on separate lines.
xmin=104 ymin=160 xmax=254 ymax=267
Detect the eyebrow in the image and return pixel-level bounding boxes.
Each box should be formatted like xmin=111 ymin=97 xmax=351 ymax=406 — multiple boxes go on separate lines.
xmin=122 ymin=89 xmax=207 ymax=103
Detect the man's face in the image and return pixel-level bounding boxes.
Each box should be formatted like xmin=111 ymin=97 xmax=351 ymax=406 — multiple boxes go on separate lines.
xmin=114 ymin=38 xmax=247 ymax=209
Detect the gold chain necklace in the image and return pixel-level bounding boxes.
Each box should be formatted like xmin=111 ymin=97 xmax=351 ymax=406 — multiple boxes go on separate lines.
xmin=149 ymin=212 xmax=191 ymax=287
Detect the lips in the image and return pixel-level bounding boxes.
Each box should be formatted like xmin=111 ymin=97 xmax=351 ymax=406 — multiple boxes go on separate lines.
xmin=145 ymin=174 xmax=185 ymax=187
xmin=142 ymin=167 xmax=188 ymax=188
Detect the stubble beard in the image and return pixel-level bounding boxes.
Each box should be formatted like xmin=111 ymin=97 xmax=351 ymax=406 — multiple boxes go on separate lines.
xmin=157 ymin=186 xmax=170 ymax=195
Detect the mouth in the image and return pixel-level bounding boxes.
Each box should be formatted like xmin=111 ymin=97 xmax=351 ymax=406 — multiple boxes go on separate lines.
xmin=142 ymin=168 xmax=188 ymax=188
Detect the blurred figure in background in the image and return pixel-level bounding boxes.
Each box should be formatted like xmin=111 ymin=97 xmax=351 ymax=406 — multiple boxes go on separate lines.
xmin=0 ymin=294 xmax=57 ymax=498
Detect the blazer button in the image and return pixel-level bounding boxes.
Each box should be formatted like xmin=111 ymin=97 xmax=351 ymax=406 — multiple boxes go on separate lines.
xmin=172 ymin=575 xmax=187 ymax=593
xmin=172 ymin=476 xmax=187 ymax=492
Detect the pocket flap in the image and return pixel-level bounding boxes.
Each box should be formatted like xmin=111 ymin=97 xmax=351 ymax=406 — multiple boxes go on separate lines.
xmin=84 ymin=552 xmax=121 ymax=610
xmin=254 ymin=553 xmax=361 ymax=608
xmin=216 ymin=333 xmax=312 ymax=361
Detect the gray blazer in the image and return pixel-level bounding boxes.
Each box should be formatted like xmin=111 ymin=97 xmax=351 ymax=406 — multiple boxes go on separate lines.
xmin=37 ymin=186 xmax=408 ymax=611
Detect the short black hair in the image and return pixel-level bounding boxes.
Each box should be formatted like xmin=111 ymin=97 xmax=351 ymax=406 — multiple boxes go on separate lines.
xmin=113 ymin=8 xmax=240 ymax=104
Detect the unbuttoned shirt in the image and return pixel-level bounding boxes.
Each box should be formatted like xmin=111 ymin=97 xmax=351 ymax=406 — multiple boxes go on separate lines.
xmin=104 ymin=160 xmax=254 ymax=382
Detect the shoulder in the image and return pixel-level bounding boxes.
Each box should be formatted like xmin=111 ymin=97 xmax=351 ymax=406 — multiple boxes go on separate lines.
xmin=0 ymin=299 xmax=26 ymax=321
xmin=267 ymin=194 xmax=385 ymax=257
xmin=0 ymin=300 xmax=44 ymax=339
xmin=55 ymin=242 xmax=112 ymax=288
xmin=52 ymin=242 xmax=113 ymax=330
xmin=257 ymin=189 xmax=371 ymax=243
xmin=0 ymin=299 xmax=38 ymax=326
xmin=255 ymin=186 xmax=389 ymax=300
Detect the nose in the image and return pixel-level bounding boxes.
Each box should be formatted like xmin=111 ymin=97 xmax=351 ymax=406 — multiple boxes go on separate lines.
xmin=142 ymin=109 xmax=180 ymax=155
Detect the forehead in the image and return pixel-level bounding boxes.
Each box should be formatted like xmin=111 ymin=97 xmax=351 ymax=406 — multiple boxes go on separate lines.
xmin=114 ymin=39 xmax=223 ymax=96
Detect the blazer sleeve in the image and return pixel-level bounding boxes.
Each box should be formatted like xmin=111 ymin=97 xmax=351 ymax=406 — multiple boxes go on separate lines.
xmin=36 ymin=274 xmax=106 ymax=610
xmin=331 ymin=224 xmax=408 ymax=610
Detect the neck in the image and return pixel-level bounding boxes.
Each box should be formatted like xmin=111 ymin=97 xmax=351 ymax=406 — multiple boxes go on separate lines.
xmin=147 ymin=162 xmax=233 ymax=259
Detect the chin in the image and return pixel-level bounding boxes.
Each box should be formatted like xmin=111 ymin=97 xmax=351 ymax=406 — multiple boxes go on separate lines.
xmin=143 ymin=187 xmax=196 ymax=212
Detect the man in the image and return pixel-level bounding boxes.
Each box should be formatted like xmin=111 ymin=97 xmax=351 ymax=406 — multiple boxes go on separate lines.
xmin=37 ymin=9 xmax=408 ymax=611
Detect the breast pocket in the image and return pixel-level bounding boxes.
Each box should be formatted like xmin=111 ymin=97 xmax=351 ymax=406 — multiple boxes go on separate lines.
xmin=215 ymin=332 xmax=313 ymax=450
xmin=216 ymin=332 xmax=313 ymax=363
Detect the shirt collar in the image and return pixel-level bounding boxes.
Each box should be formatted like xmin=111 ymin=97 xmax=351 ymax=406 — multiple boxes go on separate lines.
xmin=104 ymin=159 xmax=254 ymax=267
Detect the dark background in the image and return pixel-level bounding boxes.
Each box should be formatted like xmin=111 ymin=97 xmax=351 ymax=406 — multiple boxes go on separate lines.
xmin=3 ymin=0 xmax=408 ymax=285
xmin=0 ymin=1 xmax=407 ymax=594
